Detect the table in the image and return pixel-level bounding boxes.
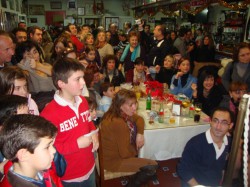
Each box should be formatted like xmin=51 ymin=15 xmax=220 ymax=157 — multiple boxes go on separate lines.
xmin=137 ymin=99 xmax=210 ymax=161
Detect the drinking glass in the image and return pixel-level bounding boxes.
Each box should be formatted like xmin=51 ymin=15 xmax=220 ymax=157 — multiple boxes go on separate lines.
xmin=194 ymin=102 xmax=202 ymax=122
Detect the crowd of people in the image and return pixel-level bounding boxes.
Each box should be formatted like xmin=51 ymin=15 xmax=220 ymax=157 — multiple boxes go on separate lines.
xmin=0 ymin=19 xmax=249 ymax=187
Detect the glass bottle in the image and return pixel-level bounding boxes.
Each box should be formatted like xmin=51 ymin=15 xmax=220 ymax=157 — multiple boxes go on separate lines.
xmin=189 ymin=99 xmax=194 ymax=118
xmin=158 ymin=102 xmax=164 ymax=123
xmin=146 ymin=91 xmax=151 ymax=110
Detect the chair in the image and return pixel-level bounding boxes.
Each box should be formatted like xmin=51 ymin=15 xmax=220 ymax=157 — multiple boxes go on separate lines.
xmin=96 ymin=129 xmax=135 ymax=187
xmin=192 ymin=61 xmax=221 ymax=78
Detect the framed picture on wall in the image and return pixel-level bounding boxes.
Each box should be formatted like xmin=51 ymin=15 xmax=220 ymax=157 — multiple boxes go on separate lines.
xmin=29 ymin=5 xmax=45 ymax=15
xmin=50 ymin=2 xmax=62 ymax=9
xmin=1 ymin=0 xmax=7 ymax=8
xmin=30 ymin=18 xmax=37 ymax=23
xmin=68 ymin=1 xmax=76 ymax=9
xmin=78 ymin=7 xmax=85 ymax=16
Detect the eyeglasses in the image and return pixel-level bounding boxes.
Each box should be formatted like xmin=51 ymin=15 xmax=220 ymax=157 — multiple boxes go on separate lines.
xmin=212 ymin=118 xmax=230 ymax=126
xmin=232 ymin=90 xmax=247 ymax=94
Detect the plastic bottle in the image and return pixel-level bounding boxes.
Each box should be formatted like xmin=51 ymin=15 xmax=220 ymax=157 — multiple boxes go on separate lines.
xmin=158 ymin=102 xmax=164 ymax=123
xmin=146 ymin=91 xmax=151 ymax=110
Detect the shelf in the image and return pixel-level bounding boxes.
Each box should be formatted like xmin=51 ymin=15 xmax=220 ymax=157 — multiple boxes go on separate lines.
xmin=132 ymin=0 xmax=187 ymax=10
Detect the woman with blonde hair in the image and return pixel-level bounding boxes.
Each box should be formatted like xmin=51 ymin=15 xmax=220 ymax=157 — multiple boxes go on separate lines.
xmin=95 ymin=30 xmax=114 ymax=64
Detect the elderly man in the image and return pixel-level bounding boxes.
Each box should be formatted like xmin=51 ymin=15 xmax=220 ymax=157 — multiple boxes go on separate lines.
xmin=177 ymin=107 xmax=234 ymax=187
xmin=0 ymin=31 xmax=15 ymax=69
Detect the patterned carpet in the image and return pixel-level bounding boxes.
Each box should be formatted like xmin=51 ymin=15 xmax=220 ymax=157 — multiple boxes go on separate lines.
xmin=101 ymin=158 xmax=181 ymax=187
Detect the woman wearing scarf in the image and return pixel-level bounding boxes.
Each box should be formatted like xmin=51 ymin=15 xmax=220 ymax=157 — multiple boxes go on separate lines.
xmin=100 ymin=54 xmax=125 ymax=87
xmin=120 ymin=31 xmax=146 ymax=78
xmin=100 ymin=89 xmax=158 ymax=186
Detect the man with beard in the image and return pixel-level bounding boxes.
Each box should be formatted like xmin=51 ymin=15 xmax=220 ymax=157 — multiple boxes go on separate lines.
xmin=177 ymin=107 xmax=234 ymax=187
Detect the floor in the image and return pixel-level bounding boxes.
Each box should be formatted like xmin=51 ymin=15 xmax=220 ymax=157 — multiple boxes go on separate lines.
xmin=101 ymin=158 xmax=181 ymax=187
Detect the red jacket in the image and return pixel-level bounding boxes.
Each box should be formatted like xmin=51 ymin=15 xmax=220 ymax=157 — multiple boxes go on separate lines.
xmin=0 ymin=161 xmax=63 ymax=187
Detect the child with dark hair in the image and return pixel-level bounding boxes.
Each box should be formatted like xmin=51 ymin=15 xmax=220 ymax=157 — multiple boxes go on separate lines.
xmin=126 ymin=57 xmax=153 ymax=84
xmin=85 ymin=97 xmax=100 ymax=126
xmin=0 ymin=95 xmax=28 ymax=125
xmin=0 ymin=66 xmax=39 ymax=114
xmin=99 ymin=82 xmax=115 ymax=113
xmin=41 ymin=57 xmax=98 ymax=187
xmin=0 ymin=95 xmax=29 ymax=177
xmin=0 ymin=114 xmax=61 ymax=186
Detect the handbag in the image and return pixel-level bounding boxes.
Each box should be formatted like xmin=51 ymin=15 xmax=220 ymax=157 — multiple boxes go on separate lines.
xmin=53 ymin=149 xmax=67 ymax=177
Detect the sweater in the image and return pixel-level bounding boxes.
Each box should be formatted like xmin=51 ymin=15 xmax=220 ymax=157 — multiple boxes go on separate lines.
xmin=100 ymin=114 xmax=144 ymax=171
xmin=177 ymin=131 xmax=231 ymax=187
xmin=222 ymin=61 xmax=250 ymax=92
xmin=170 ymin=73 xmax=197 ymax=99
xmin=40 ymin=94 xmax=96 ymax=181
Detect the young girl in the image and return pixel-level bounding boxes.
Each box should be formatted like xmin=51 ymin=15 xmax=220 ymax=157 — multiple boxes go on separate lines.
xmin=170 ymin=58 xmax=197 ymax=98
xmin=155 ymin=55 xmax=175 ymax=87
xmin=0 ymin=66 xmax=39 ymax=115
xmin=79 ymin=45 xmax=99 ymax=68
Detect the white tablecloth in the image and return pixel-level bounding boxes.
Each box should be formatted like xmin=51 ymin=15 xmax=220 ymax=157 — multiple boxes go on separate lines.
xmin=137 ymin=99 xmax=210 ymax=160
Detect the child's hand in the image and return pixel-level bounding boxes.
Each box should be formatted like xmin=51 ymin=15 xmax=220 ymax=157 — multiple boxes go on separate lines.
xmin=91 ymin=133 xmax=99 ymax=152
xmin=175 ymin=71 xmax=183 ymax=79
xmin=155 ymin=65 xmax=160 ymax=73
xmin=191 ymin=83 xmax=197 ymax=91
xmin=77 ymin=135 xmax=93 ymax=148
xmin=29 ymin=59 xmax=37 ymax=69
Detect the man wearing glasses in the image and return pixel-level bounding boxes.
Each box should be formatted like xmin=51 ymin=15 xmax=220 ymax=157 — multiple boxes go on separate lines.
xmin=177 ymin=107 xmax=234 ymax=187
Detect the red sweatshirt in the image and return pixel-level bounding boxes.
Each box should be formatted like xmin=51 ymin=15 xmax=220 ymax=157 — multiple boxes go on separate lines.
xmin=41 ymin=95 xmax=96 ymax=181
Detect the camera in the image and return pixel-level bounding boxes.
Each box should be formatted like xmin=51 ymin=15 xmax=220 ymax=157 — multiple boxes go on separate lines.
xmin=135 ymin=19 xmax=141 ymax=25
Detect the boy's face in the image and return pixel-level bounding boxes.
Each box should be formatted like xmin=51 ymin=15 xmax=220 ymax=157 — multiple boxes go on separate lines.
xmin=27 ymin=137 xmax=56 ymax=172
xmin=164 ymin=57 xmax=173 ymax=68
xmin=13 ymin=79 xmax=28 ymax=98
xmin=104 ymin=86 xmax=115 ymax=98
xmin=60 ymin=70 xmax=85 ymax=97
xmin=135 ymin=64 xmax=144 ymax=73
xmin=107 ymin=60 xmax=115 ymax=71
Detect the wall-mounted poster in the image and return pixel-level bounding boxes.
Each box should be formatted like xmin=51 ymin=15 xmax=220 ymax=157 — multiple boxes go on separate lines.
xmin=29 ymin=5 xmax=45 ymax=15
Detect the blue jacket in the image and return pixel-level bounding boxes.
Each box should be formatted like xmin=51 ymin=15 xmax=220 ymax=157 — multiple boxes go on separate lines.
xmin=177 ymin=132 xmax=231 ymax=187
xmin=170 ymin=73 xmax=197 ymax=98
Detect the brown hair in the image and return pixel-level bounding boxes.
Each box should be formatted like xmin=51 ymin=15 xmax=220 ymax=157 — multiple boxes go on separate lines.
xmin=128 ymin=31 xmax=140 ymax=41
xmin=101 ymin=89 xmax=136 ymax=120
xmin=233 ymin=42 xmax=250 ymax=62
xmin=229 ymin=81 xmax=248 ymax=92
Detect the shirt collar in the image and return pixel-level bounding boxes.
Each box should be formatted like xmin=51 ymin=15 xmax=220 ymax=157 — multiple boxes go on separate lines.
xmin=206 ymin=129 xmax=228 ymax=145
xmin=54 ymin=90 xmax=82 ymax=107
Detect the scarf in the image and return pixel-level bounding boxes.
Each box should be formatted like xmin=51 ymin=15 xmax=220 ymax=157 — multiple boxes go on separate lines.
xmin=120 ymin=44 xmax=141 ymax=62
xmin=121 ymin=112 xmax=137 ymax=146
